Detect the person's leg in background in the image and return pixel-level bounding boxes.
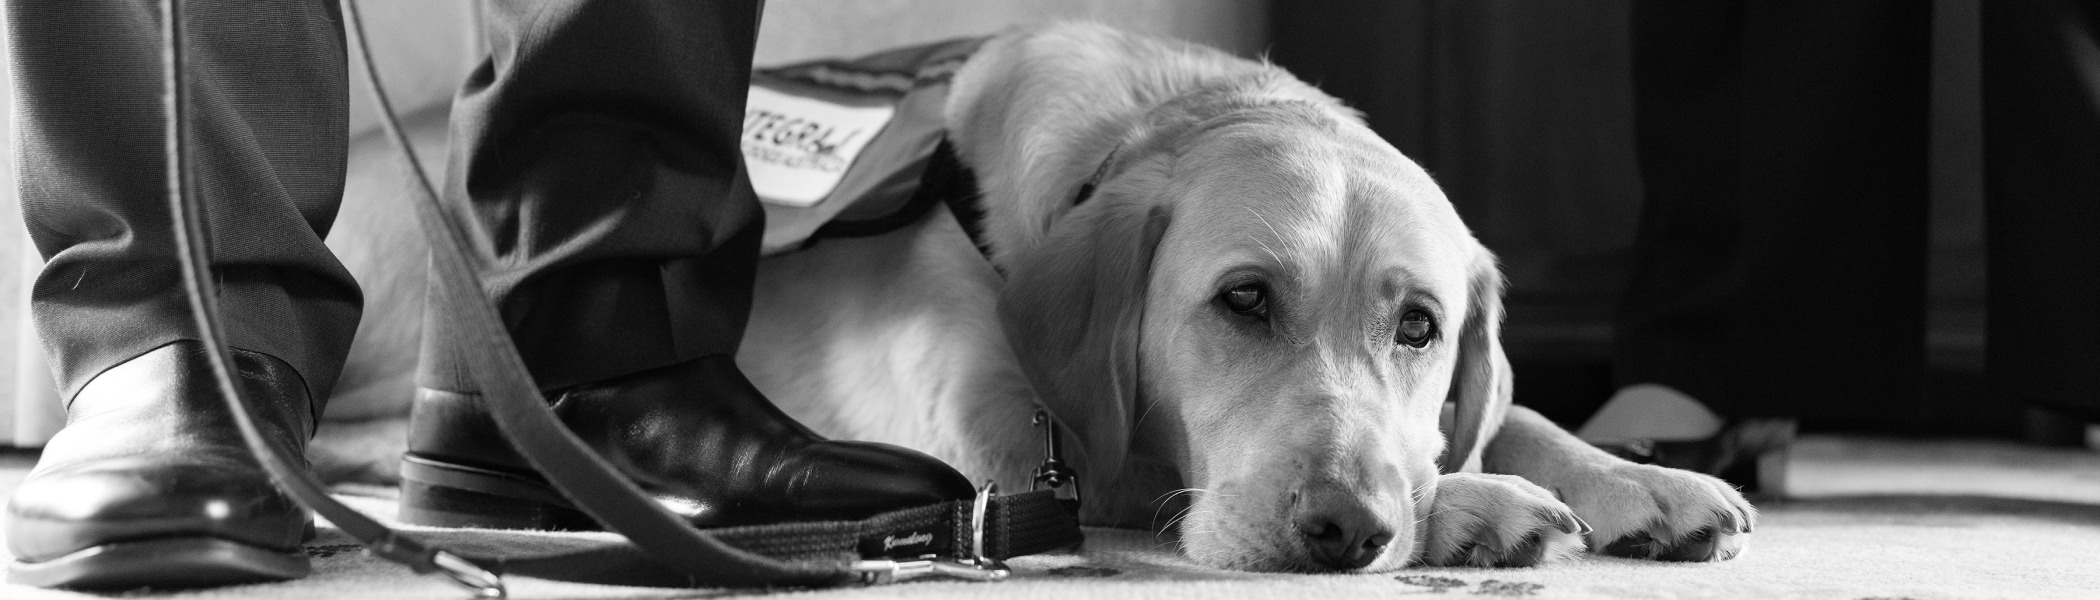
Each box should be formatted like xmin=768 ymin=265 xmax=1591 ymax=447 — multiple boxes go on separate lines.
xmin=1981 ymin=0 xmax=2100 ymax=435
xmin=1590 ymin=0 xmax=1747 ymax=446
xmin=4 ymin=0 xmax=359 ymax=588
xmin=1600 ymin=0 xmax=1933 ymax=488
xmin=399 ymin=0 xmax=971 ymax=529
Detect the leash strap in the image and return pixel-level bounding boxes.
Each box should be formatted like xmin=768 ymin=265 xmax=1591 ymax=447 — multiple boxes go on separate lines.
xmin=160 ymin=0 xmax=1079 ymax=595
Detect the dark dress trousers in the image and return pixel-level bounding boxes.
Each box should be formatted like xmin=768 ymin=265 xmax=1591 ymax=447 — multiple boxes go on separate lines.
xmin=10 ymin=0 xmax=361 ymax=405
xmin=10 ymin=0 xmax=765 ymax=405
xmin=417 ymin=0 xmax=767 ymax=395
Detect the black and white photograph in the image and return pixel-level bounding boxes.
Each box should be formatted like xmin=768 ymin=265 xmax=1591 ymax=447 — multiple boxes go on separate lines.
xmin=0 ymin=1 xmax=2095 ymax=598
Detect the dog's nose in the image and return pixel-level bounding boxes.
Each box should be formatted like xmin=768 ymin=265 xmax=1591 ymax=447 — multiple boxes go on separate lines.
xmin=1293 ymin=486 xmax=1394 ymax=570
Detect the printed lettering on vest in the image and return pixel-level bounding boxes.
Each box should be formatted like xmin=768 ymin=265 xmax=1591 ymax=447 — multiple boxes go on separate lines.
xmin=741 ymin=85 xmax=896 ymax=208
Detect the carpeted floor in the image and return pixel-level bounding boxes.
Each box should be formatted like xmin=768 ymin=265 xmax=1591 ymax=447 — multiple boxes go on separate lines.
xmin=3 ymin=436 xmax=2097 ymax=599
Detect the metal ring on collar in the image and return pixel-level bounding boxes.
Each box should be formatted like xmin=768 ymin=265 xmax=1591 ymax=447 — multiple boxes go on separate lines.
xmin=971 ymin=481 xmax=997 ymax=567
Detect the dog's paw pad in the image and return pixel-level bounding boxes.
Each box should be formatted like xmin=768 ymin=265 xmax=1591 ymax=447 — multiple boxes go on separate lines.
xmin=1455 ymin=531 xmax=1567 ymax=568
xmin=1421 ymin=473 xmax=1587 ymax=568
xmin=1602 ymin=524 xmax=1744 ymax=562
xmin=1567 ymin=464 xmax=1755 ymax=563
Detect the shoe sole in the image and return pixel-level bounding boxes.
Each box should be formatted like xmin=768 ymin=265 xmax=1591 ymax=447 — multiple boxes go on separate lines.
xmin=7 ymin=537 xmax=310 ymax=589
xmin=397 ymin=454 xmax=599 ymax=531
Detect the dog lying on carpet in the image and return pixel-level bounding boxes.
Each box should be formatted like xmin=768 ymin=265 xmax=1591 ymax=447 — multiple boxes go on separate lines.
xmin=318 ymin=23 xmax=1754 ymax=573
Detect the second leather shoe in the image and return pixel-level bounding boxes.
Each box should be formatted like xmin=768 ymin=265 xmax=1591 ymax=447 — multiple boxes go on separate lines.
xmin=5 ymin=341 xmax=317 ymax=589
xmin=398 ymin=354 xmax=973 ymax=531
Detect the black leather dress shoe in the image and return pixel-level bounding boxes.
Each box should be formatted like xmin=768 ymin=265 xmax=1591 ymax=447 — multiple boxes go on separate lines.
xmin=5 ymin=341 xmax=317 ymax=589
xmin=398 ymin=355 xmax=973 ymax=531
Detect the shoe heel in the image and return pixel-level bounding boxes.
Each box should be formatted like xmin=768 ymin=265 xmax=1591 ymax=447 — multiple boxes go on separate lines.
xmin=397 ymin=456 xmax=597 ymax=531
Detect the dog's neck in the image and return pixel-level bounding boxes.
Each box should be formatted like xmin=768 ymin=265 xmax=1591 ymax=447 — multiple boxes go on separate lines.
xmin=946 ymin=137 xmax=1123 ymax=275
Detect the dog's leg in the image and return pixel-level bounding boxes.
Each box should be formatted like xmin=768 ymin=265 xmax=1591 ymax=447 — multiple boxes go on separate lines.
xmin=1419 ymin=472 xmax=1588 ymax=567
xmin=1483 ymin=405 xmax=1755 ymax=562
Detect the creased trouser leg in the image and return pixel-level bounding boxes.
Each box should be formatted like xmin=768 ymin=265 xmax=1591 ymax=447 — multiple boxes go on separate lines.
xmin=9 ymin=0 xmax=359 ymax=405
xmin=418 ymin=0 xmax=765 ymax=393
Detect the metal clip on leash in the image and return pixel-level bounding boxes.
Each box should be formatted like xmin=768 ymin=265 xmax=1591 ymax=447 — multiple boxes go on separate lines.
xmin=1032 ymin=409 xmax=1083 ymax=514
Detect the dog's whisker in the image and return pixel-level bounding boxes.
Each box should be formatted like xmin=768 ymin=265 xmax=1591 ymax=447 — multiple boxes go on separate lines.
xmin=1160 ymin=504 xmax=1206 ymax=535
xmin=1150 ymin=487 xmax=1209 ymax=506
xmin=1161 ymin=503 xmax=1194 ymax=527
xmin=1244 ymin=206 xmax=1290 ymax=267
xmin=1159 ymin=505 xmax=1214 ymax=539
xmin=1414 ymin=507 xmax=1454 ymax=526
xmin=1156 ymin=510 xmax=1192 ymax=537
xmin=1149 ymin=487 xmax=1211 ymax=530
xmin=1131 ymin=394 xmax=1168 ymax=435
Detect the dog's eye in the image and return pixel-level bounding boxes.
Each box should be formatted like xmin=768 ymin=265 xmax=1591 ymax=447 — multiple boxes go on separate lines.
xmin=1398 ymin=310 xmax=1435 ymax=347
xmin=1222 ymin=284 xmax=1268 ymax=318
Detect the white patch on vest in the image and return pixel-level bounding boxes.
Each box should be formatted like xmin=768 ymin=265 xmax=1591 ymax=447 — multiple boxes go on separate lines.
xmin=742 ymin=85 xmax=896 ymax=208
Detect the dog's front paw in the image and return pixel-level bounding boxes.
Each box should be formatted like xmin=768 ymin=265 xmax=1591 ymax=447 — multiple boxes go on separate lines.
xmin=1560 ymin=463 xmax=1754 ymax=562
xmin=1419 ymin=473 xmax=1589 ymax=568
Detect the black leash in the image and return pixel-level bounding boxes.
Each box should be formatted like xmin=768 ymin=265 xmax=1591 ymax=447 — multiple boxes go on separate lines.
xmin=161 ymin=0 xmax=1080 ymax=595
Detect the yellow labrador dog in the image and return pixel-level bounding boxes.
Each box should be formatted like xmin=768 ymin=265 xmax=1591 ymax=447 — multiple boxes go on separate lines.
xmin=323 ymin=23 xmax=1753 ymax=573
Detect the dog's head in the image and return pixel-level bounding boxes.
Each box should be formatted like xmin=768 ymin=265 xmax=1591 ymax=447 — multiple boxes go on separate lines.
xmin=999 ymin=81 xmax=1509 ymax=572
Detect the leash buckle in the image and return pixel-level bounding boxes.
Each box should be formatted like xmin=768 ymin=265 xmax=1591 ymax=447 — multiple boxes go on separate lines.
xmin=431 ymin=550 xmax=506 ymax=599
xmin=849 ymin=558 xmax=1011 ymax=585
xmin=1030 ymin=409 xmax=1083 ymax=514
xmin=851 ymin=481 xmax=1012 ymax=585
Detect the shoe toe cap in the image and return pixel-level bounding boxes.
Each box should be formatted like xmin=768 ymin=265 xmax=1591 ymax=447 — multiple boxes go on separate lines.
xmin=7 ymin=456 xmax=308 ymax=562
xmin=776 ymin=441 xmax=974 ymax=518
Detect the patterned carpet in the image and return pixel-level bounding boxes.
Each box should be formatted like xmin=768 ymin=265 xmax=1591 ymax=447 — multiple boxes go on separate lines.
xmin=3 ymin=436 xmax=2097 ymax=599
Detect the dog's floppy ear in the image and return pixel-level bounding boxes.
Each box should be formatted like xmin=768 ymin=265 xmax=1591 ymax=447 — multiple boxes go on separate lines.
xmin=1440 ymin=248 xmax=1512 ymax=474
xmin=998 ymin=191 xmax=1170 ymax=482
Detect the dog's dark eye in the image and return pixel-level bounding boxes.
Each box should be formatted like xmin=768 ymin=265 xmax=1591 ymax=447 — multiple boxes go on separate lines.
xmin=1222 ymin=284 xmax=1268 ymax=319
xmin=1398 ymin=310 xmax=1435 ymax=347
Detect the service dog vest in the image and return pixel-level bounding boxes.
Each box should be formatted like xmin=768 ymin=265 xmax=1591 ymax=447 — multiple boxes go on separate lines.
xmin=743 ymin=37 xmax=989 ymax=256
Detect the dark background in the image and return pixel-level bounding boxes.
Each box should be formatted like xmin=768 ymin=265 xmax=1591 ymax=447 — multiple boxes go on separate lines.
xmin=1265 ymin=0 xmax=2081 ymax=442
